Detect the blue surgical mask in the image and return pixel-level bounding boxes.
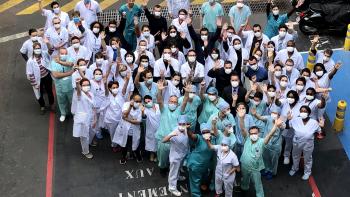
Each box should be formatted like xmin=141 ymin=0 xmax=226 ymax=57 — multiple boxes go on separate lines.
xmin=84 ymin=0 xmax=91 ymax=4
xmin=147 ymin=78 xmax=153 ymax=84
xmin=73 ymin=17 xmax=80 ymax=23
xmin=60 ymin=55 xmax=67 ymax=61
xmin=168 ymin=104 xmax=177 ymax=111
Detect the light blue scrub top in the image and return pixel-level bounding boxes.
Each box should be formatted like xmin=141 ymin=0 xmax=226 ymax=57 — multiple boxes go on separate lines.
xmin=228 ymin=5 xmax=252 ymax=32
xmin=262 ymin=116 xmax=283 ymax=152
xmin=187 ymin=134 xmax=215 ymax=167
xmin=155 ymin=105 xmax=182 ymax=141
xmin=179 ymin=95 xmax=202 ymax=128
xmin=49 ymin=58 xmax=74 ymax=93
xmin=201 ymin=2 xmax=224 ymax=33
xmin=138 ymin=82 xmax=158 ymax=103
xmin=198 ymin=95 xmax=224 ymax=124
xmin=240 ymin=137 xmax=265 ymax=171
xmin=235 ymin=114 xmax=255 ymax=145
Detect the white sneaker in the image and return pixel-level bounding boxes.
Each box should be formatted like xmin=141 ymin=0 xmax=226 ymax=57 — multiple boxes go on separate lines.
xmin=83 ymin=153 xmax=93 ymax=159
xmin=59 ymin=115 xmax=66 ymax=122
xmin=169 ymin=188 xmax=181 ymax=196
xmin=302 ymin=173 xmax=310 ymax=180
xmin=283 ymin=157 xmax=290 ymax=165
xmin=289 ymin=169 xmax=296 ymax=176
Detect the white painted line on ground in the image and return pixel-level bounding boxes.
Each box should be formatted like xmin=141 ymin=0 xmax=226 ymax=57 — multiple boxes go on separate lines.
xmin=0 ymin=31 xmax=27 ymax=43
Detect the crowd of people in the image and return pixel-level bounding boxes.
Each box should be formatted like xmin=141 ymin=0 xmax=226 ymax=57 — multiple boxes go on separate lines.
xmin=20 ymin=0 xmax=342 ymax=196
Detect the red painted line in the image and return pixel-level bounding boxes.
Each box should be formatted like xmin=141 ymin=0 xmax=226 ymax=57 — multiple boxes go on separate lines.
xmin=308 ymin=176 xmax=321 ymax=197
xmin=45 ymin=111 xmax=55 ymax=197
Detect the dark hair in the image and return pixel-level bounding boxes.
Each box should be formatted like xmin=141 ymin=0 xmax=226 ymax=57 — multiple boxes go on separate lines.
xmin=93 ymin=68 xmax=103 ymax=75
xmin=211 ymin=48 xmax=220 ymax=59
xmin=50 ymin=1 xmax=59 ymax=8
xmin=124 ymin=51 xmax=135 ymax=63
xmin=79 ymin=78 xmax=90 ymax=86
xmin=254 ymin=92 xmax=264 ymax=100
xmin=77 ymin=58 xmax=86 ymax=65
xmin=267 ymin=41 xmax=276 ymax=47
xmin=109 ymin=37 xmax=120 ymax=45
xmin=267 ymin=84 xmax=276 ymax=91
xmin=233 ymin=38 xmax=241 ymax=44
xmin=313 ymin=63 xmax=326 ymax=73
xmin=278 ymin=24 xmax=288 ymax=31
xmin=271 ymin=4 xmax=279 ymax=9
xmin=274 ymin=63 xmax=282 ymax=68
xmin=253 ymin=24 xmax=261 ymax=29
xmin=200 ymin=27 xmax=209 ymax=34
xmin=324 ymin=48 xmax=333 ymax=56
xmin=285 ymin=59 xmax=294 ymax=65
xmin=301 ymin=68 xmax=311 ymax=75
xmin=108 ymin=81 xmax=119 ymax=89
xmin=300 ymin=105 xmax=312 ymax=114
xmin=90 ymin=21 xmax=103 ymax=31
xmin=306 ymin=87 xmax=316 ymax=95
xmin=224 ymin=60 xmax=232 ymax=66
xmin=236 ymin=102 xmax=246 ymax=109
xmin=72 ymin=11 xmax=80 ymax=17
xmin=187 ymin=49 xmax=196 ymax=55
xmin=287 ymin=90 xmax=299 ymax=103
xmin=95 ymin=52 xmax=104 ymax=59
xmin=71 ymin=36 xmax=80 ymax=42
xmin=154 ymin=4 xmax=161 ymax=9
xmin=28 ymin=28 xmax=37 ymax=36
xmin=249 ymin=126 xmax=260 ymax=133
xmin=108 ymin=19 xmax=117 ymax=26
xmin=178 ymin=9 xmax=188 ymax=15
xmin=167 ymin=25 xmax=178 ymax=35
xmin=230 ymin=72 xmax=240 ymax=79
xmin=249 ymin=56 xmax=257 ymax=62
xmin=33 ymin=42 xmax=41 ymax=49
xmin=141 ymin=24 xmax=150 ymax=31
xmin=296 ymin=77 xmax=306 ymax=85
xmin=144 ymin=95 xmax=153 ymax=101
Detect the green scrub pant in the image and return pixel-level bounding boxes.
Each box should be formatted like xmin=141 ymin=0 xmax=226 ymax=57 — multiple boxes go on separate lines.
xmin=157 ymin=142 xmax=170 ymax=169
xmin=241 ymin=166 xmax=264 ymax=197
xmin=188 ymin=165 xmax=208 ymax=197
xmin=263 ymin=147 xmax=281 ymax=175
xmin=57 ymin=89 xmax=73 ymax=116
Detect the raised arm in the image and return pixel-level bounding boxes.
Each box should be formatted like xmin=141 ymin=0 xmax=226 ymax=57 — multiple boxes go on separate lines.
xmin=157 ymin=80 xmax=165 ymax=110
xmin=122 ymin=72 xmax=131 ymax=96
xmin=134 ymin=65 xmax=145 ymax=89
xmin=237 ymin=109 xmax=248 ymax=138
xmin=264 ymin=118 xmax=283 ymax=144
xmin=180 ymin=83 xmax=191 ymax=113
xmin=328 ymin=62 xmax=341 ymax=80
xmin=199 ymin=80 xmax=206 ymax=101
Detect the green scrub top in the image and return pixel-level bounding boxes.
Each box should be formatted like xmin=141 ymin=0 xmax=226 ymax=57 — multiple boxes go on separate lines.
xmin=155 ymin=105 xmax=182 ymax=141
xmin=187 ymin=134 xmax=215 ymax=167
xmin=49 ymin=59 xmax=74 ymax=93
xmin=198 ymin=95 xmax=224 ymax=124
xmin=240 ymin=137 xmax=265 ymax=171
xmin=179 ymin=95 xmax=202 ymax=128
xmin=262 ymin=116 xmax=283 ymax=152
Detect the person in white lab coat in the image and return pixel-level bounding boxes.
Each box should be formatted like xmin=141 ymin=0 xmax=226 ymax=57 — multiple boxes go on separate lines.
xmin=206 ymin=137 xmax=240 ymax=197
xmin=26 ymin=42 xmax=54 ymax=114
xmin=20 ymin=28 xmax=48 ymax=62
xmin=44 ymin=17 xmax=69 ymax=57
xmin=136 ymin=25 xmax=155 ymax=53
xmin=171 ymin=9 xmax=192 ymax=53
xmin=270 ymin=24 xmax=297 ymax=52
xmin=282 ymin=59 xmax=299 ymax=88
xmin=240 ymin=24 xmax=270 ymax=57
xmin=113 ymin=94 xmax=143 ymax=164
xmin=71 ymin=59 xmax=93 ymax=89
xmin=142 ymin=95 xmax=161 ymax=162
xmin=67 ymin=11 xmax=89 ymax=43
xmin=67 ymin=36 xmax=91 ymax=64
xmin=154 ymin=47 xmax=180 ymax=80
xmin=180 ymin=49 xmax=205 ymax=85
xmin=287 ymin=105 xmax=322 ymax=180
xmin=38 ymin=0 xmax=70 ymax=30
xmin=163 ymin=72 xmax=182 ymax=104
xmin=83 ymin=21 xmax=106 ymax=59
xmin=162 ymin=115 xmax=189 ymax=197
xmin=74 ymin=0 xmax=102 ymax=26
xmin=71 ymin=78 xmax=97 ymax=159
xmin=274 ymin=40 xmax=304 ymax=71
xmin=88 ymin=52 xmax=110 ymax=78
xmin=134 ymin=40 xmax=156 ymax=68
xmin=170 ymin=43 xmax=186 ymax=66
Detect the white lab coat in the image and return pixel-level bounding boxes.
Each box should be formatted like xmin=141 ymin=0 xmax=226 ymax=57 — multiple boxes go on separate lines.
xmin=106 ymin=45 xmax=127 ymax=63
xmin=74 ymin=0 xmax=102 ymax=26
xmin=42 ymin=9 xmax=70 ymax=30
xmin=44 ymin=27 xmax=69 ymax=56
xmin=144 ymin=104 xmax=161 ymax=152
xmin=26 ymin=53 xmax=51 ymax=98
xmin=316 ymin=51 xmax=335 ymax=72
xmin=67 ymin=20 xmax=89 ymax=42
xmin=88 ymin=60 xmax=109 ymax=76
xmin=113 ymin=102 xmax=142 ymax=150
xmin=83 ymin=29 xmax=103 ymax=56
xmin=163 ymin=80 xmax=181 ymax=104
xmin=72 ymin=91 xmax=95 ymax=138
xmin=137 ymin=34 xmax=155 ymax=52
xmin=180 ymin=61 xmax=205 ymax=80
xmin=20 ymin=38 xmax=48 ymax=59
xmin=241 ymin=31 xmax=270 ymax=54
xmin=154 ymin=57 xmax=180 ymax=78
xmin=171 ymin=18 xmax=193 ymax=53
xmin=173 ymin=51 xmax=186 ymax=66
xmin=282 ymin=67 xmax=300 ymax=88
xmin=134 ymin=50 xmax=156 ymax=68
xmin=271 ymin=33 xmax=296 ymax=51
xmin=226 ymin=46 xmax=249 ymax=71
xmin=67 ymin=45 xmax=91 ymax=63
xmin=274 ymin=48 xmax=305 ymax=71
xmin=71 ymin=70 xmax=93 ymax=89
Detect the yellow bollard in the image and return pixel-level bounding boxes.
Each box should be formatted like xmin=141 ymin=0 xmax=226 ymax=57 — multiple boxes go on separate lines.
xmin=333 ymin=100 xmax=347 ymax=133
xmin=306 ymin=50 xmax=316 ymax=71
xmin=344 ymin=24 xmax=350 ymax=51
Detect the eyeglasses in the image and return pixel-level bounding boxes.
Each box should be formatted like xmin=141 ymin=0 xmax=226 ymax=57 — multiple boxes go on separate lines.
xmin=54 ymin=22 xmax=60 ymax=25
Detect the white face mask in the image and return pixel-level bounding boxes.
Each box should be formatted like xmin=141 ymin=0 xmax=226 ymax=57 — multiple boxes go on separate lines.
xmin=315 ymin=71 xmax=324 ymax=77
xmin=94 ymin=74 xmax=102 ymax=81
xmin=304 ymin=76 xmax=310 ymax=81
xmin=296 ymin=85 xmax=304 ymax=91
xmin=79 ymin=65 xmax=87 ymax=72
xmin=267 ymin=47 xmax=275 ymax=52
xmin=280 ymin=81 xmax=288 ymax=87
xmin=109 ymin=27 xmax=116 ymax=32
xmin=227 ymin=127 xmax=234 ymax=134
xmin=279 ymin=31 xmax=286 ymax=38
xmin=208 ymin=95 xmax=216 ymax=101
xmin=111 ymin=88 xmax=119 ymax=95
xmin=53 ymin=8 xmax=60 ymax=14
xmin=236 ymin=2 xmax=244 ymax=8
xmin=267 ymin=91 xmax=276 ymax=97
xmin=178 ymin=125 xmax=186 ymax=132
xmin=189 ymin=93 xmax=195 ymax=99
xmin=254 ymin=32 xmax=262 ymax=38
xmin=203 ymin=133 xmax=211 ymax=140
xmin=286 ymin=46 xmax=294 ymax=52
xmin=250 ymin=64 xmax=258 ymax=71
xmin=73 ymin=43 xmax=80 ymax=49
xmin=188 ymin=56 xmax=196 ymax=63
xmin=225 ymin=68 xmax=232 ymax=74
xmin=221 ymin=145 xmax=229 ymax=152
xmin=271 ymin=113 xmax=278 ymax=120
xmin=31 ymin=36 xmax=38 ymax=42
xmin=286 ymin=65 xmax=293 ymax=72
xmin=143 ymin=31 xmax=150 ymax=37
xmin=141 ymin=62 xmax=148 ymax=67
xmin=201 ymin=35 xmax=208 ymax=41
xmin=179 ymin=14 xmax=186 ymax=20
xmin=120 ymin=71 xmax=127 ymax=77
xmin=274 ymin=71 xmax=282 ymax=77
xmin=323 ymin=56 xmax=330 ymax=62
xmin=211 ymin=53 xmax=219 ymax=60
xmin=139 ymin=45 xmax=147 ymax=51
xmin=273 ymin=10 xmax=279 ymax=15
xmin=171 ymin=47 xmax=177 ymax=53
xmin=93 ymin=28 xmax=100 ymax=34
xmin=163 ymin=53 xmax=171 ymax=61
xmin=169 ymin=79 xmax=178 ymax=87
xmin=82 ymin=86 xmax=90 ymax=92
xmin=227 ymin=32 xmax=233 ymax=38
xmin=233 ymin=44 xmax=241 ymax=50
xmin=231 ymin=81 xmax=239 ymax=87
xmin=300 ymin=112 xmax=308 ymax=119
xmin=96 ymin=58 xmax=103 ymax=65
xmin=254 ymin=55 xmax=261 ymax=61
xmin=54 ymin=24 xmax=61 ymax=29
xmin=154 ymin=11 xmax=161 ymax=17
xmin=306 ymin=95 xmax=314 ymax=100
xmin=169 ymin=32 xmax=177 ymax=38
xmin=34 ymin=49 xmax=42 ymax=55
xmin=287 ymin=98 xmax=295 ymax=104
xmin=250 ymin=134 xmax=259 ymax=142
xmin=125 ymin=56 xmax=133 ymax=64
xmin=224 ymin=110 xmax=231 ymax=115
xmin=133 ymin=103 xmax=140 ymax=109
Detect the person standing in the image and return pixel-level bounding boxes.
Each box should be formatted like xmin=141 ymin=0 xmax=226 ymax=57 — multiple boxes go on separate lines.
xmin=38 ymin=0 xmax=70 ymax=30
xmin=74 ymin=0 xmax=102 ymax=26
xmin=162 ymin=115 xmax=189 ymax=196
xmin=238 ymin=107 xmax=283 ymax=197
xmin=200 ymin=0 xmax=224 ymax=37
xmin=228 ymin=0 xmax=252 ymax=33
xmin=20 ymin=28 xmax=48 ymax=62
xmin=26 ymin=43 xmax=54 ymax=114
xmin=49 ymin=48 xmax=75 ymax=122
xmin=119 ymin=0 xmax=143 ymax=51
xmin=44 ymin=17 xmax=69 ymax=57
xmin=167 ymin=0 xmax=190 ymax=19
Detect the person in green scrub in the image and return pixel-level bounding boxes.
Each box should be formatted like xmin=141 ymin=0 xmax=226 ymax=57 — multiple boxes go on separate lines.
xmin=178 ymin=85 xmax=202 ymax=131
xmin=237 ymin=107 xmax=283 ymax=197
xmin=187 ymin=123 xmax=216 ymax=197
